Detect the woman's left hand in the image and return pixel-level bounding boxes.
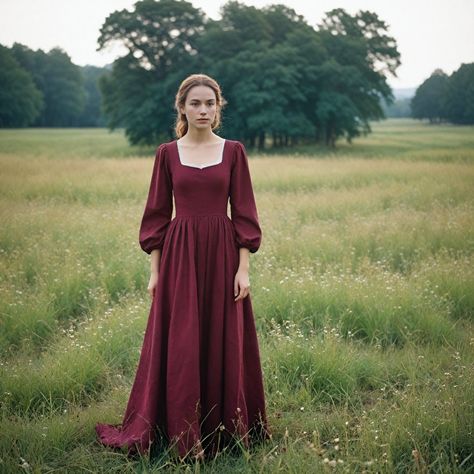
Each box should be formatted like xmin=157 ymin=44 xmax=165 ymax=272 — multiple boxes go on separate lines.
xmin=234 ymin=268 xmax=250 ymax=301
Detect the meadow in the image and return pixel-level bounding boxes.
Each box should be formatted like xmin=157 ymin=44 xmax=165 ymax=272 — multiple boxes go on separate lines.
xmin=0 ymin=119 xmax=473 ymax=472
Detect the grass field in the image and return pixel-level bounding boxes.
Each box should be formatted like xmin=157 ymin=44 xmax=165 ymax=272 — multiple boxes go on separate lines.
xmin=1 ymin=119 xmax=473 ymax=472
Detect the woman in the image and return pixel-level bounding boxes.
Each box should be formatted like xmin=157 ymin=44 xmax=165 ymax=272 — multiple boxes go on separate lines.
xmin=95 ymin=73 xmax=271 ymax=462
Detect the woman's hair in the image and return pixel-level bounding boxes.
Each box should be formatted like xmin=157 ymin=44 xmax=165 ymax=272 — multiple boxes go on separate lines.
xmin=174 ymin=73 xmax=227 ymax=138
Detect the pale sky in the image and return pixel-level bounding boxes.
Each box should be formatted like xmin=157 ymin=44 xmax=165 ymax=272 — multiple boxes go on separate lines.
xmin=1 ymin=0 xmax=473 ymax=89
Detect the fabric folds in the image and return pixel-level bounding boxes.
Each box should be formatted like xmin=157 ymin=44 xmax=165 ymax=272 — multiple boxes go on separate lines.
xmin=229 ymin=141 xmax=262 ymax=253
xmin=139 ymin=143 xmax=173 ymax=254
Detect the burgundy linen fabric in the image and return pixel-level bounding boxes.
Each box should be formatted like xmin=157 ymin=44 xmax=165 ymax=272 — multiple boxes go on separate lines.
xmin=95 ymin=139 xmax=271 ymax=459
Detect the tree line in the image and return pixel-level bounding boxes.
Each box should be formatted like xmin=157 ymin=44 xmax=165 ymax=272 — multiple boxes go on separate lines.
xmin=411 ymin=64 xmax=474 ymax=124
xmin=0 ymin=43 xmax=107 ymax=128
xmin=1 ymin=0 xmax=404 ymax=148
xmin=97 ymin=0 xmax=401 ymax=148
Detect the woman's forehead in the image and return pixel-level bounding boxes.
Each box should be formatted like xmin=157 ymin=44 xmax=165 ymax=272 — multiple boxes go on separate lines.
xmin=187 ymin=85 xmax=216 ymax=101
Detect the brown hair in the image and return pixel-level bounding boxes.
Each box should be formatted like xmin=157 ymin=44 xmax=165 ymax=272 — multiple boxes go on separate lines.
xmin=174 ymin=73 xmax=227 ymax=138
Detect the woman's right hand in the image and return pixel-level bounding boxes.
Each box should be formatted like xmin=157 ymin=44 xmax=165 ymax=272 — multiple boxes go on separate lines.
xmin=147 ymin=271 xmax=159 ymax=299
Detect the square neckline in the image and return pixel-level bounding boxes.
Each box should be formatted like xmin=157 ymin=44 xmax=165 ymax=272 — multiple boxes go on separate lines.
xmin=175 ymin=139 xmax=227 ymax=170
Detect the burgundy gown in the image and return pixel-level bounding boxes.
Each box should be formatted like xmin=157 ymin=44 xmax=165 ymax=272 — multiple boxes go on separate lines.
xmin=95 ymin=138 xmax=271 ymax=459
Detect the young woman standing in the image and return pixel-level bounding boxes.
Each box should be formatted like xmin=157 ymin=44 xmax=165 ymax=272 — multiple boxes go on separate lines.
xmin=96 ymin=73 xmax=271 ymax=462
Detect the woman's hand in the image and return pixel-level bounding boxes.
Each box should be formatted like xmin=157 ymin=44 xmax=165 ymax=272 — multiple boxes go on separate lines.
xmin=147 ymin=271 xmax=159 ymax=299
xmin=234 ymin=268 xmax=250 ymax=301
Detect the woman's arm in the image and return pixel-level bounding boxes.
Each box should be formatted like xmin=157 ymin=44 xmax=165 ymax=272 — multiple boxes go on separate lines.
xmin=234 ymin=247 xmax=250 ymax=301
xmin=238 ymin=247 xmax=250 ymax=271
xmin=150 ymin=248 xmax=162 ymax=274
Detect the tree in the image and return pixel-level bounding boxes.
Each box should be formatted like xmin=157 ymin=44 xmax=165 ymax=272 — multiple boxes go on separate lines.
xmin=41 ymin=48 xmax=86 ymax=126
xmin=313 ymin=60 xmax=366 ymax=146
xmin=215 ymin=41 xmax=314 ymax=149
xmin=0 ymin=45 xmax=42 ymax=127
xmin=444 ymin=63 xmax=474 ymax=124
xmin=97 ymin=0 xmax=206 ymax=144
xmin=316 ymin=8 xmax=400 ymax=144
xmin=11 ymin=44 xmax=85 ymax=126
xmin=411 ymin=69 xmax=448 ymax=123
xmin=191 ymin=2 xmax=320 ymax=148
xmin=97 ymin=0 xmax=206 ymax=76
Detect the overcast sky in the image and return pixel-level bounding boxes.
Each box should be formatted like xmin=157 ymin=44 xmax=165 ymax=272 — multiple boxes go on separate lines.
xmin=1 ymin=0 xmax=473 ymax=89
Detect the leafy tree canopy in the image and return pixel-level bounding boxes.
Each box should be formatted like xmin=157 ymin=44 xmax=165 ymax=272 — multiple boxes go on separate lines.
xmin=97 ymin=0 xmax=401 ymax=147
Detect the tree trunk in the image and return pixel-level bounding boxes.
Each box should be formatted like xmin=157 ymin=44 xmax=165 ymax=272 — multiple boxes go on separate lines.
xmin=258 ymin=131 xmax=265 ymax=150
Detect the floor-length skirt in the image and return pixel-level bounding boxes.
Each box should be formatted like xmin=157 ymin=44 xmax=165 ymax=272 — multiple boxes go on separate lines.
xmin=96 ymin=215 xmax=271 ymax=459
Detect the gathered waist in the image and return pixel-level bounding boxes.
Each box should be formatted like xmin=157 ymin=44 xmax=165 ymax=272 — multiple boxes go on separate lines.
xmin=173 ymin=213 xmax=230 ymax=219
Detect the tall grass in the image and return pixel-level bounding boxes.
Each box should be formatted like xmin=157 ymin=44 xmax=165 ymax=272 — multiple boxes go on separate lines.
xmin=1 ymin=119 xmax=473 ymax=472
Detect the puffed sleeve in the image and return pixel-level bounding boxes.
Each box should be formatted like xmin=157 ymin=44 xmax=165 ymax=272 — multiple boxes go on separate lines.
xmin=139 ymin=143 xmax=173 ymax=254
xmin=229 ymin=141 xmax=262 ymax=253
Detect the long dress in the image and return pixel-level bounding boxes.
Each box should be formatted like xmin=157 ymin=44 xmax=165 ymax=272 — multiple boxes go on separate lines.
xmin=95 ymin=138 xmax=271 ymax=460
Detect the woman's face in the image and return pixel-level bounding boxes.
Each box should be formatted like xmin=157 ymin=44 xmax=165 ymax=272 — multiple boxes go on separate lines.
xmin=180 ymin=85 xmax=218 ymax=130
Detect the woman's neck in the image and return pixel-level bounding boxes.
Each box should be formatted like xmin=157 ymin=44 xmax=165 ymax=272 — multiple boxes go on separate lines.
xmin=179 ymin=128 xmax=221 ymax=145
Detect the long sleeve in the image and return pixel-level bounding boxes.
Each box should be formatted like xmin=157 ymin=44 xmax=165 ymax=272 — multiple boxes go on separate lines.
xmin=139 ymin=143 xmax=173 ymax=254
xmin=229 ymin=141 xmax=262 ymax=253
